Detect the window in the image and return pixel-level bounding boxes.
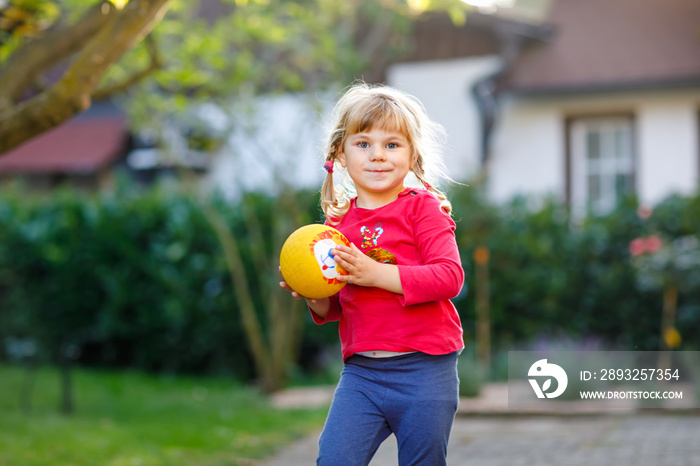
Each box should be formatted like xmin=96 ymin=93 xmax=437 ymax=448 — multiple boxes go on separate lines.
xmin=569 ymin=116 xmax=635 ymax=214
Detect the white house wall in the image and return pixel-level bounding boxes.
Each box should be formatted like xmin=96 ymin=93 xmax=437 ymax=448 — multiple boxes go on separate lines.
xmin=207 ymin=94 xmax=331 ymax=199
xmin=637 ymin=93 xmax=699 ymax=205
xmin=489 ymin=97 xmax=564 ymax=203
xmin=490 ymin=88 xmax=700 ymax=206
xmin=387 ymin=56 xmax=503 ymax=182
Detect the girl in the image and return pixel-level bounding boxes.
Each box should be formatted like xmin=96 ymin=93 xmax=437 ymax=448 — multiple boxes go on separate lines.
xmin=280 ymin=82 xmax=464 ymax=465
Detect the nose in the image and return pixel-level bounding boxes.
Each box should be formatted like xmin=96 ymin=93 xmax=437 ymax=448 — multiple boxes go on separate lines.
xmin=368 ymin=146 xmax=386 ymax=162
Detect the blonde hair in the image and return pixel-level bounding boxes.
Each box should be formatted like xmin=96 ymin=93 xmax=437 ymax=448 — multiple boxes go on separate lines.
xmin=321 ymin=82 xmax=453 ymax=223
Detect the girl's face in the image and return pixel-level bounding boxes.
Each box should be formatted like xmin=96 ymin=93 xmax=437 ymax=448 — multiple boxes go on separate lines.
xmin=338 ymin=125 xmax=413 ymax=209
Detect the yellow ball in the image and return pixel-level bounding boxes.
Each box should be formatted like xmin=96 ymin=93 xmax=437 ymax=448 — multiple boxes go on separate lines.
xmin=280 ymin=224 xmax=351 ymax=299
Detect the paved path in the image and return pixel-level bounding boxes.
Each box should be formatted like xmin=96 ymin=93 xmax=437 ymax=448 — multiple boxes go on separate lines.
xmin=263 ymin=414 xmax=700 ymax=466
xmin=265 ymin=382 xmax=700 ymax=466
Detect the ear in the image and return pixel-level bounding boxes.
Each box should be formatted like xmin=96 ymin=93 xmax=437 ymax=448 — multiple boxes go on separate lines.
xmin=338 ymin=150 xmax=347 ymax=168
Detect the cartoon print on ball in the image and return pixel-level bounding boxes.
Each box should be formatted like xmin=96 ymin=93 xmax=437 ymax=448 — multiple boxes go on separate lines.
xmin=314 ymin=238 xmax=342 ymax=280
xmin=308 ymin=228 xmax=349 ymax=285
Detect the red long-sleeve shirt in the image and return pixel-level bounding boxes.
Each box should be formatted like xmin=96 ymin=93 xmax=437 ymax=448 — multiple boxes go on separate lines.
xmin=312 ymin=188 xmax=465 ymax=361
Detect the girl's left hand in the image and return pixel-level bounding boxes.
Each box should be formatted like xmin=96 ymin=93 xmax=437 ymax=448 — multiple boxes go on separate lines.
xmin=331 ymin=244 xmax=403 ymax=294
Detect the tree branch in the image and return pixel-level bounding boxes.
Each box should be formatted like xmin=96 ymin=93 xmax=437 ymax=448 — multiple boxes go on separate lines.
xmin=0 ymin=1 xmax=117 ymax=108
xmin=92 ymin=33 xmax=162 ymax=100
xmin=0 ymin=0 xmax=174 ymax=155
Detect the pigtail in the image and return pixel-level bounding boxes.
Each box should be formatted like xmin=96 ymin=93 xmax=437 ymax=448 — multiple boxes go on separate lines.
xmin=426 ymin=185 xmax=453 ymax=215
xmin=320 ymin=151 xmax=349 ymax=224
xmin=413 ymin=159 xmax=453 ymax=215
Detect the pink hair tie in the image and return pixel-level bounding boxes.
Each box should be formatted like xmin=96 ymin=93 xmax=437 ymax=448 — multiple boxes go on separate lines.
xmin=424 ymin=182 xmax=432 ymax=189
xmin=324 ymin=160 xmax=334 ymax=174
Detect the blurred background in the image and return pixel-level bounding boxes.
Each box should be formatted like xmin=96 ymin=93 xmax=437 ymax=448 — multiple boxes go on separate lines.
xmin=1 ymin=0 xmax=699 ymax=464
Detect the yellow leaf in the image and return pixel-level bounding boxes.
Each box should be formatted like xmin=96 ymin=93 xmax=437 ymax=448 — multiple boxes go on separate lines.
xmin=109 ymin=0 xmax=128 ymax=10
xmin=406 ymin=0 xmax=430 ymax=13
xmin=448 ymin=6 xmax=467 ymax=25
xmin=663 ymin=326 xmax=682 ymax=349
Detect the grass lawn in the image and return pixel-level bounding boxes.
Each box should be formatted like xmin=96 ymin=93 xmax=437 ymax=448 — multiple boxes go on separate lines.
xmin=0 ymin=364 xmax=329 ymax=465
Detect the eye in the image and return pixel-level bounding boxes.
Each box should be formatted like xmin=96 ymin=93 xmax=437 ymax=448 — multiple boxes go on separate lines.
xmin=386 ymin=142 xmax=398 ymax=149
xmin=357 ymin=141 xmax=369 ymax=149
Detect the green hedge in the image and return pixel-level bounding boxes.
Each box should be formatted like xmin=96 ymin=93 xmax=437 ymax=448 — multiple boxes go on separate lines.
xmin=0 ymin=181 xmax=332 ymax=380
xmin=1 ymin=181 xmax=699 ymax=382
xmin=450 ymin=187 xmax=700 ymax=352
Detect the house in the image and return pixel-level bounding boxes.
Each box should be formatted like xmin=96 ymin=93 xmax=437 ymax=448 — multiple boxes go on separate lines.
xmin=205 ymin=7 xmax=554 ymax=200
xmin=6 ymin=0 xmax=698 ymax=210
xmin=0 ymin=100 xmax=213 ymax=191
xmin=387 ymin=0 xmax=700 ymax=213
xmin=0 ymin=103 xmax=131 ymax=191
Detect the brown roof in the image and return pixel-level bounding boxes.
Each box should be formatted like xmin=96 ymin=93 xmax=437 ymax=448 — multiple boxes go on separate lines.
xmin=502 ymin=0 xmax=700 ymax=93
xmin=0 ymin=116 xmax=127 ymax=174
xmin=366 ymin=11 xmax=552 ymax=83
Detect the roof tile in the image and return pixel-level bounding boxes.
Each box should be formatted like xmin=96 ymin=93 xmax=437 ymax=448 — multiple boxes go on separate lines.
xmin=0 ymin=116 xmax=127 ymax=174
xmin=503 ymin=0 xmax=700 ymax=92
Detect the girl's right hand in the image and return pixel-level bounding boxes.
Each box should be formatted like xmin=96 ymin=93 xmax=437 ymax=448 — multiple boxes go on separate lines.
xmin=278 ymin=267 xmax=331 ymax=317
xmin=278 ymin=279 xmax=316 ymax=302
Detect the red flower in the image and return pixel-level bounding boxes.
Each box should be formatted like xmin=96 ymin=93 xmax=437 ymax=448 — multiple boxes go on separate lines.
xmin=629 ymin=235 xmax=663 ymax=256
xmin=629 ymin=238 xmax=647 ymax=256
xmin=645 ymin=235 xmax=662 ymax=253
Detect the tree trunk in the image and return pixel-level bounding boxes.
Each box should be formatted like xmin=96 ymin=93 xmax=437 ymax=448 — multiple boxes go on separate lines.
xmin=20 ymin=357 xmax=36 ymax=414
xmin=658 ymin=283 xmax=678 ymax=371
xmin=474 ymin=245 xmax=490 ymax=379
xmin=60 ymin=353 xmax=74 ymax=414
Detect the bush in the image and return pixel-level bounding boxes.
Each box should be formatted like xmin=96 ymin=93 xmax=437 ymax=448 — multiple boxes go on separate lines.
xmin=0 ymin=181 xmax=329 ymax=381
xmin=450 ymin=186 xmax=700 ymax=358
xmin=2 ymin=180 xmax=698 ymax=383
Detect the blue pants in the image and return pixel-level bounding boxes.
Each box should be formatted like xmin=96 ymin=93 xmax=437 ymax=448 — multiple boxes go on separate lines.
xmin=317 ymin=351 xmax=460 ymax=466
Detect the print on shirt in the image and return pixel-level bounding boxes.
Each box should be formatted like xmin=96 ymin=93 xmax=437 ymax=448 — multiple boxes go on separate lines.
xmin=360 ymin=223 xmax=397 ymax=265
xmin=360 ymin=224 xmax=383 ymax=249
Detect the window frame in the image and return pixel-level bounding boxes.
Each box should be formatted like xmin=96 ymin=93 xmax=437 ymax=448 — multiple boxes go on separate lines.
xmin=565 ymin=113 xmax=637 ymax=214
